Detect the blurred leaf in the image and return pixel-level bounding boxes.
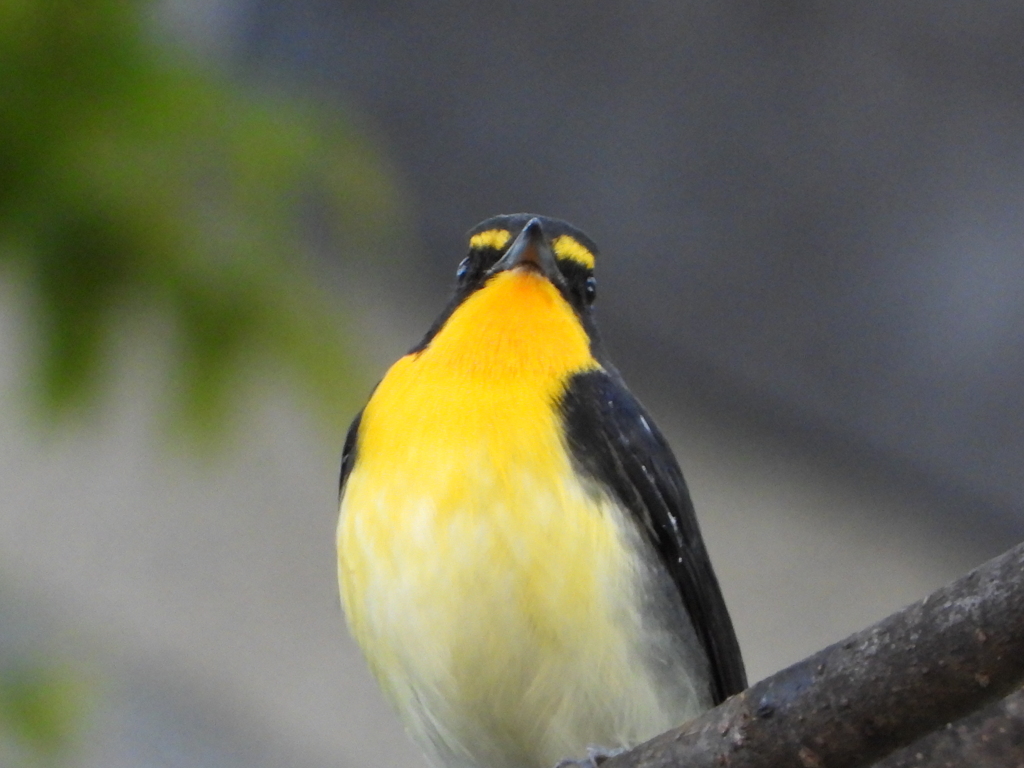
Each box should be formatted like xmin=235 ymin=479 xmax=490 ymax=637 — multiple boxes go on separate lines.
xmin=0 ymin=0 xmax=397 ymax=440
xmin=0 ymin=662 xmax=87 ymax=766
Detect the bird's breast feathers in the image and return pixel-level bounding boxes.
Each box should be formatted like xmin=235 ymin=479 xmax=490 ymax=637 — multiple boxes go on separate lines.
xmin=337 ymin=270 xmax=708 ymax=767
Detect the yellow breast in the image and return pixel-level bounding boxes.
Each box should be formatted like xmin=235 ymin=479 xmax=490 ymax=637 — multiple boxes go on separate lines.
xmin=337 ymin=271 xmax=688 ymax=767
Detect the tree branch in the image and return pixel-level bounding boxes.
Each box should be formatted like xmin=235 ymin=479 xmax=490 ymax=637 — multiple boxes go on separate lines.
xmin=605 ymin=538 xmax=1024 ymax=768
xmin=875 ymin=685 xmax=1024 ymax=767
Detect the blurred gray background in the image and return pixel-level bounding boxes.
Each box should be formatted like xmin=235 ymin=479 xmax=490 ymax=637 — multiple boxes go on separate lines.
xmin=3 ymin=1 xmax=1024 ymax=765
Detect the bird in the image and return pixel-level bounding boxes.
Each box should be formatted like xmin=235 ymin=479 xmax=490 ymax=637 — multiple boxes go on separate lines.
xmin=336 ymin=214 xmax=746 ymax=768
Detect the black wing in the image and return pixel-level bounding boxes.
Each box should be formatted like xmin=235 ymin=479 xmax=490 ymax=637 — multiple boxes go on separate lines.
xmin=339 ymin=409 xmax=363 ymax=497
xmin=559 ymin=369 xmax=746 ymax=704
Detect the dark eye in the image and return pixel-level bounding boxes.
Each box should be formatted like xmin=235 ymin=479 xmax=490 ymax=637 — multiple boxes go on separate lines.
xmin=455 ymin=257 xmax=471 ymax=282
xmin=584 ymin=276 xmax=596 ymax=304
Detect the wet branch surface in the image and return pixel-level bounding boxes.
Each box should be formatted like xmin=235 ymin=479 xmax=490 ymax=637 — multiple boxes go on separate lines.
xmin=605 ymin=539 xmax=1024 ymax=768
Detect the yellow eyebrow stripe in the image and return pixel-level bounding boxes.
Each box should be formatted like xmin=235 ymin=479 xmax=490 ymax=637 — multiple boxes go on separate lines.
xmin=469 ymin=229 xmax=511 ymax=251
xmin=552 ymin=235 xmax=595 ymax=269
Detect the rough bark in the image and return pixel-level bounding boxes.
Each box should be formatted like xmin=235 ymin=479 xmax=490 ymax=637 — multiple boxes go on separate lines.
xmin=605 ymin=539 xmax=1024 ymax=768
xmin=874 ymin=685 xmax=1024 ymax=767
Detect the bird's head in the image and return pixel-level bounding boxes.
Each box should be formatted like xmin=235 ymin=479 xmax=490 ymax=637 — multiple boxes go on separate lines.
xmin=461 ymin=214 xmax=598 ymax=313
xmin=410 ymin=215 xmax=604 ymax=374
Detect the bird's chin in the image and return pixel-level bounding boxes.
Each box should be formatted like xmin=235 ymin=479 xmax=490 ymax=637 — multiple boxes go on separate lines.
xmin=488 ymin=262 xmax=544 ymax=279
xmin=513 ymin=262 xmax=546 ymax=276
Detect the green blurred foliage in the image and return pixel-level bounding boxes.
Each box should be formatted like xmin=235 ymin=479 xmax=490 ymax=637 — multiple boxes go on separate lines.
xmin=0 ymin=1 xmax=397 ymax=759
xmin=0 ymin=662 xmax=86 ymax=767
xmin=0 ymin=0 xmax=396 ymax=439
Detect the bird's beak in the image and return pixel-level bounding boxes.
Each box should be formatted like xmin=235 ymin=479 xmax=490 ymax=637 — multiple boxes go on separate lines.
xmin=488 ymin=218 xmax=565 ymax=287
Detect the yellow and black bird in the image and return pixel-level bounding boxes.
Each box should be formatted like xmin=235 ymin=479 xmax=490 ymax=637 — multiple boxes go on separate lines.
xmin=337 ymin=215 xmax=745 ymax=768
